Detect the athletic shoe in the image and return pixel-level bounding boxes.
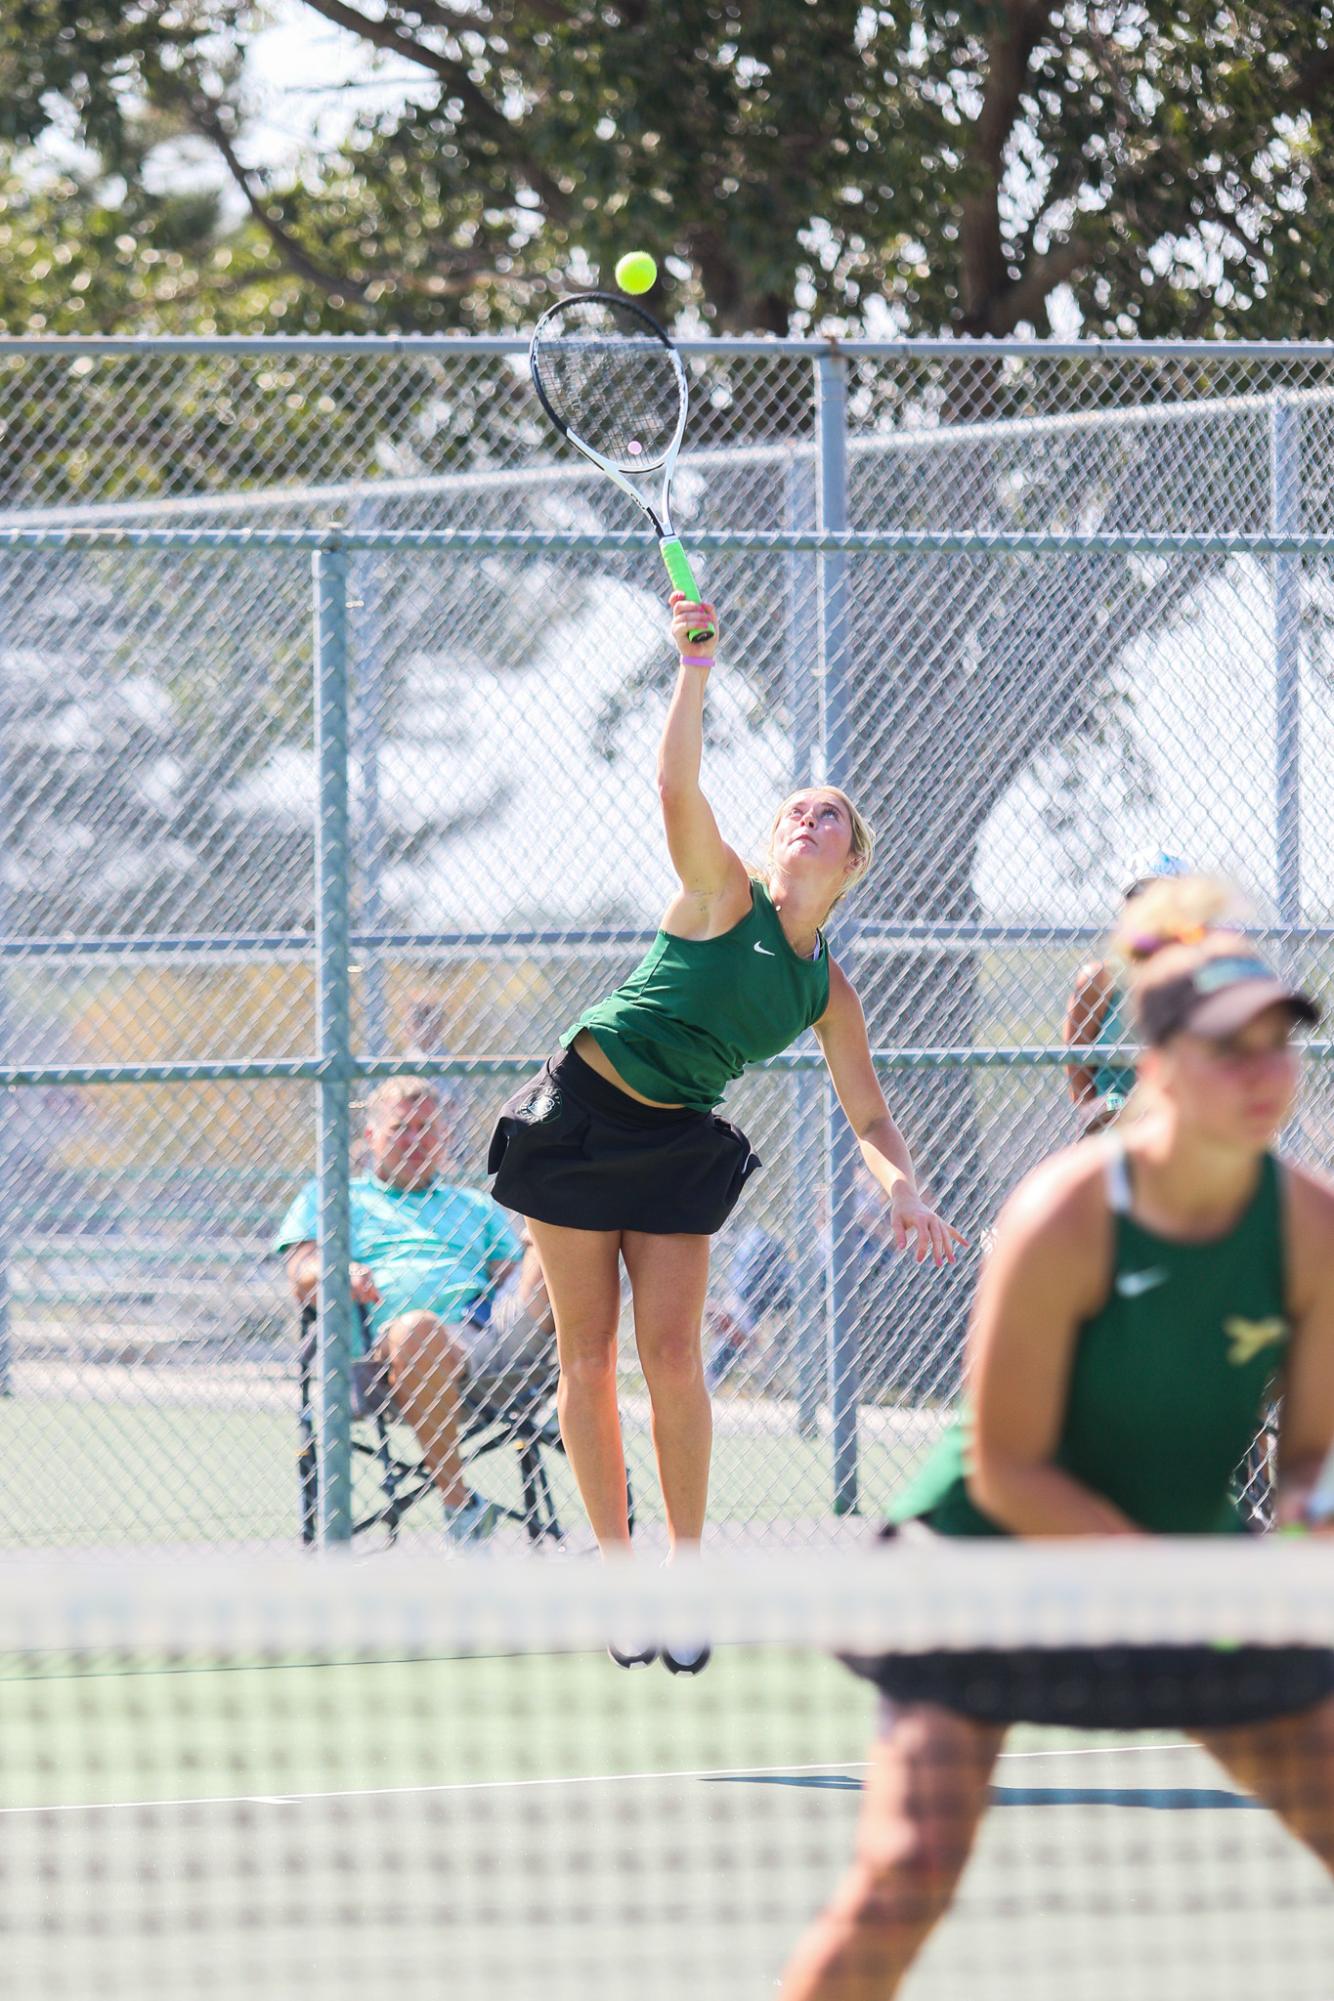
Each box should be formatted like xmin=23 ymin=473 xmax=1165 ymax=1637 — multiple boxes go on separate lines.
xmin=661 ymin=1643 xmax=712 ymax=1676
xmin=607 ymin=1642 xmax=659 ymax=1669
xmin=444 ymin=1493 xmax=504 ymax=1546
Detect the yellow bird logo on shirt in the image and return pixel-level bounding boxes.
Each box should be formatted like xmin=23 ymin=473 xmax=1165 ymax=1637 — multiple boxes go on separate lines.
xmin=1223 ymin=1316 xmax=1288 ymax=1367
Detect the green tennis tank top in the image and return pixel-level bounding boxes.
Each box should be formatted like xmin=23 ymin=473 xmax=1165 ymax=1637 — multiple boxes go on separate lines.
xmin=1091 ymin=983 xmax=1134 ymax=1104
xmin=895 ymin=1148 xmax=1289 ymax=1537
xmin=564 ymin=881 xmax=831 ymax=1111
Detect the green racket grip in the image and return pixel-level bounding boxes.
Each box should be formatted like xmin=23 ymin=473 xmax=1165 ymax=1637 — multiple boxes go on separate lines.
xmin=660 ymin=537 xmax=715 ymax=642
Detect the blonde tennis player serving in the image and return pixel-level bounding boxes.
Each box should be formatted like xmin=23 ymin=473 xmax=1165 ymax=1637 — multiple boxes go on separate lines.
xmin=489 ymin=596 xmax=964 ymax=1662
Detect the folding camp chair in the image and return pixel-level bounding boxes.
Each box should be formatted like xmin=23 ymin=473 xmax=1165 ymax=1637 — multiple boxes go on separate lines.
xmin=297 ymin=1303 xmax=571 ymax=1547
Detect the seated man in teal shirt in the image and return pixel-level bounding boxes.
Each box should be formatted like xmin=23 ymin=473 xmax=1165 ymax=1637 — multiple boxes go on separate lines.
xmin=276 ymin=1074 xmax=553 ymax=1545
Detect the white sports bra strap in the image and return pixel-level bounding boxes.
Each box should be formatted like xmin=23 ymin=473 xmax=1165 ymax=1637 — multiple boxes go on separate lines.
xmin=1105 ymin=1140 xmax=1133 ymax=1216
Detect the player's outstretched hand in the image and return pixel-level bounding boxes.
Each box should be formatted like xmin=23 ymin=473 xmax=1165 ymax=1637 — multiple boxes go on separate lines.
xmin=670 ymin=591 xmax=719 ymax=663
xmin=889 ymin=1190 xmax=969 ymax=1267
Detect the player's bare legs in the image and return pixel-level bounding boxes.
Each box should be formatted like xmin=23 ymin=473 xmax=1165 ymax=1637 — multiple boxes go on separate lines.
xmin=1196 ymin=1697 xmax=1334 ymax=1873
xmin=622 ymin=1229 xmax=713 ymax=1550
xmin=527 ymin=1218 xmax=631 ymax=1547
xmin=781 ymin=1707 xmax=1004 ymax=2000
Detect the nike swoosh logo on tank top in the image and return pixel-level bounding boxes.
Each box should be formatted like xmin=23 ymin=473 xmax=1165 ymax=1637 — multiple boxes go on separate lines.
xmin=1116 ymin=1268 xmax=1168 ymax=1299
xmin=753 ymin=942 xmax=776 ymax=956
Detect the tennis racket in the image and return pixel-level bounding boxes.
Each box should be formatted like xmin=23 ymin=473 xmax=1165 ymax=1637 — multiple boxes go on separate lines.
xmin=529 ymin=292 xmax=714 ymax=642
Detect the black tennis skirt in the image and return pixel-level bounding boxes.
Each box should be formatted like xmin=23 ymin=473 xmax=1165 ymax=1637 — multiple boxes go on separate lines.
xmin=487 ymin=1044 xmax=760 ymax=1235
xmin=842 ymin=1530 xmax=1334 ymax=1731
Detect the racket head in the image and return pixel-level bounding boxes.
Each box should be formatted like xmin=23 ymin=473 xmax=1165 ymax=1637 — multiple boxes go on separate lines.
xmin=529 ymin=292 xmax=687 ymax=474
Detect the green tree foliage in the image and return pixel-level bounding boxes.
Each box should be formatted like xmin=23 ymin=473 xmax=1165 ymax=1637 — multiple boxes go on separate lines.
xmin=4 ymin=6 xmax=1327 ymax=1379
xmin=2 ymin=2 xmax=1333 ymax=339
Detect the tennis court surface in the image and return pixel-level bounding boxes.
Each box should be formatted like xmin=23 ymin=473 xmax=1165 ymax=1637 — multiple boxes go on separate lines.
xmin=1 ymin=1543 xmax=1330 ymax=2000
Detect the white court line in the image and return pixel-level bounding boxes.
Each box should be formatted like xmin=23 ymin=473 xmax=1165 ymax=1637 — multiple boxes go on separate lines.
xmin=0 ymin=1760 xmax=856 ymax=1824
xmin=997 ymin=1742 xmax=1194 ymax=1761
xmin=0 ymin=1742 xmax=1199 ymax=1820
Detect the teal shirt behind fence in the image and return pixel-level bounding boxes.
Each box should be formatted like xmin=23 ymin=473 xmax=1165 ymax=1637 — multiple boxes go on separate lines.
xmin=1091 ymin=984 xmax=1134 ymax=1104
xmin=273 ymin=1177 xmax=521 ymax=1337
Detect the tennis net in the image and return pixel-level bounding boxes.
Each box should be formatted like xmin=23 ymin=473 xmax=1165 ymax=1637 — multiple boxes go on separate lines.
xmin=1 ymin=1540 xmax=1331 ymax=2001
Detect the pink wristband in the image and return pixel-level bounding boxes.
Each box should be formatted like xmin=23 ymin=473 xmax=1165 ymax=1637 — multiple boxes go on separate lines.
xmin=678 ymin=654 xmax=714 ymax=668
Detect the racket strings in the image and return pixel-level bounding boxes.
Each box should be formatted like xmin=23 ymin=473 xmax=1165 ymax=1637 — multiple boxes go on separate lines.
xmin=533 ymin=299 xmax=683 ymax=470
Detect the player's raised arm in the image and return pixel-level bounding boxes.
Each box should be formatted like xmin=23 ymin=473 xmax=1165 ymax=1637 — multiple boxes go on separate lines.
xmin=656 ymin=594 xmax=747 ymax=904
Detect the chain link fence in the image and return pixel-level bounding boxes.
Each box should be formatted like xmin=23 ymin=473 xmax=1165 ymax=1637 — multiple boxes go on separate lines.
xmin=2 ymin=336 xmax=1332 ymax=1549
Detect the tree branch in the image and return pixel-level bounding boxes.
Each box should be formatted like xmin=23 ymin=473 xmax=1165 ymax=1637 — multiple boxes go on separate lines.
xmin=958 ymin=0 xmax=1061 ymax=333
xmin=299 ymin=0 xmax=492 ymax=95
xmin=1292 ymin=41 xmax=1334 ymax=114
xmin=177 ymin=71 xmax=549 ymax=314
xmin=396 ymin=0 xmax=572 ymax=30
xmin=190 ymin=99 xmax=371 ymax=302
xmin=391 ymin=0 xmax=495 ymax=26
xmin=991 ymin=232 xmax=1092 ymax=333
xmin=296 ymin=0 xmax=574 ymax=221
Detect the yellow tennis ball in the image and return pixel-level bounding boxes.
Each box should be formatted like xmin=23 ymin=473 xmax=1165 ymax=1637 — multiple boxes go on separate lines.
xmin=614 ymin=252 xmax=657 ymax=295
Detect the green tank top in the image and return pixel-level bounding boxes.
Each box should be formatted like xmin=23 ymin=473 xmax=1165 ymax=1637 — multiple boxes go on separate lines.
xmin=564 ymin=880 xmax=831 ymax=1111
xmin=895 ymin=1147 xmax=1289 ymax=1537
xmin=1091 ymin=983 xmax=1134 ymax=1104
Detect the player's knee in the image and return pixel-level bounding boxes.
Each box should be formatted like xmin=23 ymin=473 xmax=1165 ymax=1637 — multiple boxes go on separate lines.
xmin=558 ymin=1336 xmax=619 ymax=1393
xmin=639 ymin=1332 xmax=705 ymax=1388
xmin=383 ymin=1312 xmax=466 ymax=1379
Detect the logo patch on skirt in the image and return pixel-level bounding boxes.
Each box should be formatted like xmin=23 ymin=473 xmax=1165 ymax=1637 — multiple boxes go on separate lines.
xmin=515 ymin=1082 xmax=562 ymax=1126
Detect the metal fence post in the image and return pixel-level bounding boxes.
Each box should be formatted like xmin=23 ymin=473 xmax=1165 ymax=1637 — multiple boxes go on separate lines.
xmin=816 ymin=349 xmax=860 ymax=1515
xmin=0 ymin=556 xmax=12 ymax=1398
xmin=1272 ymin=399 xmax=1302 ymax=928
xmin=352 ymin=499 xmax=388 ymax=1055
xmin=785 ymin=449 xmax=826 ymax=1440
xmin=314 ymin=536 xmax=354 ymax=1544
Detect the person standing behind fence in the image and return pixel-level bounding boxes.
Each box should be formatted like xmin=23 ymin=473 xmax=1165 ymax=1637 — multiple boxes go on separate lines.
xmin=704 ymin=1223 xmax=795 ymax=1392
xmin=486 ymin=592 xmax=965 ymax=1654
xmin=404 ymin=994 xmax=468 ymax=1127
xmin=1064 ymin=850 xmax=1190 ymax=1135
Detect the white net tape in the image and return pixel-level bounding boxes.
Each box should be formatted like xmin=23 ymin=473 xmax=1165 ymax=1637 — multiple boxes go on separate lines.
xmin=1 ymin=1545 xmax=1330 ymax=2001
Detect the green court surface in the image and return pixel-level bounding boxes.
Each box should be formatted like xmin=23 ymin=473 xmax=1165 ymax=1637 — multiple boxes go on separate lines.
xmin=0 ymin=1397 xmax=298 ymax=1547
xmin=0 ymin=1386 xmax=942 ymax=1549
xmin=0 ymin=1643 xmax=1330 ymax=2001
